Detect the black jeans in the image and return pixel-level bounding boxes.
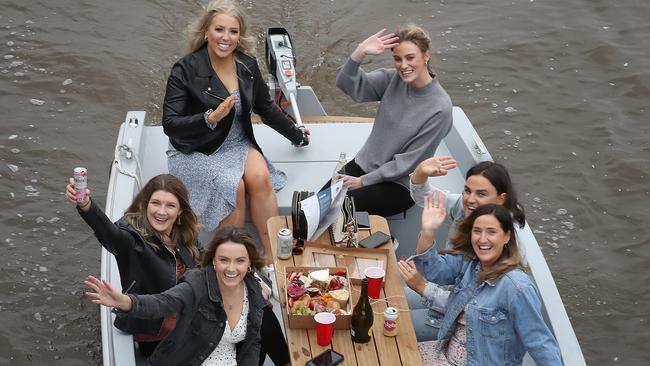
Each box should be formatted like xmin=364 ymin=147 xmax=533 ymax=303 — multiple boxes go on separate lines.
xmin=259 ymin=305 xmax=290 ymax=366
xmin=137 ymin=341 xmax=159 ymax=358
xmin=321 ymin=159 xmax=414 ymax=217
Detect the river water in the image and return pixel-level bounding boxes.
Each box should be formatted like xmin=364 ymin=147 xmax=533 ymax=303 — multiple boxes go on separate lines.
xmin=1 ymin=0 xmax=648 ymax=364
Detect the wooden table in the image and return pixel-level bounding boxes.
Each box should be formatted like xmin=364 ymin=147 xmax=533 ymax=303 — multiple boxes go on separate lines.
xmin=267 ymin=216 xmax=423 ymax=366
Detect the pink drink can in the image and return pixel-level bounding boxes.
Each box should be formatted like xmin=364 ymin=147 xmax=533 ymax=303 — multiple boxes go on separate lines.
xmin=73 ymin=167 xmax=88 ymax=203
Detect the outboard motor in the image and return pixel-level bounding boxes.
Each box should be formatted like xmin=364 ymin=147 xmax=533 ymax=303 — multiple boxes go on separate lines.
xmin=265 ymin=27 xmax=303 ymax=127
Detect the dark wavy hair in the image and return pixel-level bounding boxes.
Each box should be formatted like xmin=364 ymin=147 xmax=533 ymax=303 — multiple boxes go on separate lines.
xmin=444 ymin=204 xmax=523 ymax=283
xmin=466 ymin=161 xmax=526 ymax=228
xmin=200 ymin=226 xmax=265 ymax=275
xmin=124 ymin=174 xmax=199 ymax=261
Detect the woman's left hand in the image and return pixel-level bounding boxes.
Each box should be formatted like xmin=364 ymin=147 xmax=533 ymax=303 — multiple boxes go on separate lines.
xmin=397 ymin=260 xmax=426 ymax=295
xmin=340 ymin=175 xmax=363 ymax=190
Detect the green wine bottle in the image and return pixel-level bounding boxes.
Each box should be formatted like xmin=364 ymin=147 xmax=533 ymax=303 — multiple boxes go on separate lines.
xmin=350 ymin=278 xmax=373 ymax=343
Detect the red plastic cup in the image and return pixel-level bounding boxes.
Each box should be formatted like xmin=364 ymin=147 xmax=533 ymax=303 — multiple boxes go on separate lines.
xmin=314 ymin=312 xmax=336 ymax=346
xmin=364 ymin=267 xmax=385 ymax=299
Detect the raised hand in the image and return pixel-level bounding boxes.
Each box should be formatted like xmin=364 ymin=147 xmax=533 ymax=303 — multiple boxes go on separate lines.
xmin=84 ymin=275 xmax=133 ymax=311
xmin=351 ymin=29 xmax=400 ymax=62
xmin=421 ymin=191 xmax=446 ymax=233
xmin=66 ymin=177 xmax=91 ymax=211
xmin=416 ymin=191 xmax=446 ymax=254
xmin=411 ymin=156 xmax=457 ymax=184
xmin=207 ymin=95 xmax=236 ymax=125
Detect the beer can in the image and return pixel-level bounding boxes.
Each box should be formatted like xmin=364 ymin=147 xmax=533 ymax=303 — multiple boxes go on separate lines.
xmin=73 ymin=167 xmax=88 ymax=203
xmin=277 ymin=228 xmax=293 ymax=260
xmin=383 ymin=307 xmax=399 ymax=337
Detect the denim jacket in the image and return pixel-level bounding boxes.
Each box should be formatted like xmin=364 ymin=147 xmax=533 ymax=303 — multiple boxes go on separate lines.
xmin=413 ymin=248 xmax=562 ymax=365
xmin=126 ymin=266 xmax=264 ymax=366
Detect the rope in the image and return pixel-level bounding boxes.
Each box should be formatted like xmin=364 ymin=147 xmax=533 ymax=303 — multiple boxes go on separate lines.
xmin=113 ymin=143 xmax=143 ymax=189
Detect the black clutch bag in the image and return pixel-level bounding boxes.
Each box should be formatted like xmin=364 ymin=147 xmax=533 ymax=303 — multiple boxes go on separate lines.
xmin=291 ymin=190 xmax=314 ymax=240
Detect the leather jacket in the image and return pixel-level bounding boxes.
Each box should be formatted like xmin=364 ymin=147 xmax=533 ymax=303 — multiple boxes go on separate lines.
xmin=128 ymin=266 xmax=264 ymax=366
xmin=162 ymin=45 xmax=304 ymax=155
xmin=78 ymin=200 xmax=197 ymax=335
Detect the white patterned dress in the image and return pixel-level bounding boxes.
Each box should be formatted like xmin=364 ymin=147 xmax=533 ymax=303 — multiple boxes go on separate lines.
xmin=167 ymin=90 xmax=287 ymax=231
xmin=202 ymin=284 xmax=249 ymax=366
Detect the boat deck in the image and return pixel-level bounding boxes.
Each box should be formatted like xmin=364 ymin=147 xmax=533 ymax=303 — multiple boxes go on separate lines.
xmin=102 ymin=108 xmax=584 ymax=365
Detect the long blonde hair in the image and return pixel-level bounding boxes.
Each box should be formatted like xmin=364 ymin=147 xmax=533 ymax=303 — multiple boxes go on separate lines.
xmin=186 ymin=0 xmax=256 ymax=57
xmin=394 ymin=23 xmax=435 ymax=75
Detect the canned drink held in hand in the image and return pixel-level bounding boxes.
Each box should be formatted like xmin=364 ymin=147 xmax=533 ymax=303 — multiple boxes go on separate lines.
xmin=383 ymin=307 xmax=399 ymax=337
xmin=73 ymin=167 xmax=88 ymax=203
xmin=277 ymin=228 xmax=293 ymax=260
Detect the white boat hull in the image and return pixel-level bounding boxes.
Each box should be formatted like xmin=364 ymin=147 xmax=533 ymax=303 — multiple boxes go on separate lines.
xmin=102 ymin=101 xmax=584 ymax=365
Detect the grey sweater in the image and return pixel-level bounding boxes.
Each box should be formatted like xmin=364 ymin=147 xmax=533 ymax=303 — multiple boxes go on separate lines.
xmin=336 ymin=58 xmax=453 ymax=188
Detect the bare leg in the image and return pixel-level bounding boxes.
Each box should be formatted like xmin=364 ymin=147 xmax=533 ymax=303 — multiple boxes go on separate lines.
xmin=243 ymin=147 xmax=278 ymax=265
xmin=219 ymin=179 xmax=246 ymax=228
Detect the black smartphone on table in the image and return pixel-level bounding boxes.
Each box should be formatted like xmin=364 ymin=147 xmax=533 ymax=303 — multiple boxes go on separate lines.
xmin=356 ymin=211 xmax=370 ymax=229
xmin=358 ymin=230 xmax=391 ymax=249
xmin=305 ymin=349 xmax=344 ymax=366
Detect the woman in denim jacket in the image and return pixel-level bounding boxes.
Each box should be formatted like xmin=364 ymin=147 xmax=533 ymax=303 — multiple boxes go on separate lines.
xmin=399 ymin=159 xmax=527 ymax=341
xmin=84 ymin=227 xmax=267 ymax=366
xmin=411 ymin=197 xmax=561 ymax=365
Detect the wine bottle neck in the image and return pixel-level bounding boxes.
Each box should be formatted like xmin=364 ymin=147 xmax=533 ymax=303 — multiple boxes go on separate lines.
xmin=360 ymin=280 xmax=369 ymax=298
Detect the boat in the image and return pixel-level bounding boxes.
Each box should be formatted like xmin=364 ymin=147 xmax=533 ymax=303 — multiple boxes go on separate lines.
xmin=100 ymin=28 xmax=585 ymax=365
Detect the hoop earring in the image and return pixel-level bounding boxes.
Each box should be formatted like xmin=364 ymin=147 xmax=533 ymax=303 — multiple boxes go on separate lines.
xmin=247 ymin=267 xmax=253 ymax=274
xmin=204 ymin=36 xmax=208 ymax=41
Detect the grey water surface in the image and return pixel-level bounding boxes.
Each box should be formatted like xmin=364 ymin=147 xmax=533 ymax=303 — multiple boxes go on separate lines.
xmin=1 ymin=0 xmax=648 ymax=364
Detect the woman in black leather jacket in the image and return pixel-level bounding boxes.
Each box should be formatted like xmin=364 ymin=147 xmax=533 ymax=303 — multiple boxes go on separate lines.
xmin=66 ymin=173 xmax=200 ymax=357
xmin=84 ymin=227 xmax=266 ymax=366
xmin=163 ymin=0 xmax=309 ymax=265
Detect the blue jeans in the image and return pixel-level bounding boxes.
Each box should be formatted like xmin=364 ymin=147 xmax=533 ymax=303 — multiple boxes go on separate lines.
xmin=404 ymin=286 xmax=441 ymax=342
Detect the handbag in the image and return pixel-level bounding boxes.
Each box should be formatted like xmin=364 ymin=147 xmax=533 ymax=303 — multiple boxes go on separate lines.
xmin=291 ymin=190 xmax=314 ymax=240
xmin=329 ymin=195 xmax=358 ymax=245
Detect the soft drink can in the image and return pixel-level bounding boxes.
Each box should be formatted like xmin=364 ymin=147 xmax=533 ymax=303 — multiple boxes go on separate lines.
xmin=73 ymin=167 xmax=88 ymax=203
xmin=277 ymin=228 xmax=293 ymax=260
xmin=383 ymin=307 xmax=399 ymax=337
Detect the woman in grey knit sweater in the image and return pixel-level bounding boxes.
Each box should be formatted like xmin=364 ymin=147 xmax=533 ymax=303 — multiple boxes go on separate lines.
xmin=326 ymin=25 xmax=453 ymax=217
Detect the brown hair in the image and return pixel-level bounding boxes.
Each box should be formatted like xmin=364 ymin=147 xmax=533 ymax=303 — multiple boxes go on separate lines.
xmin=124 ymin=174 xmax=199 ymax=261
xmin=186 ymin=0 xmax=256 ymax=57
xmin=394 ymin=23 xmax=435 ymax=75
xmin=200 ymin=226 xmax=265 ymax=275
xmin=466 ymin=161 xmax=526 ymax=228
xmin=443 ymin=204 xmax=524 ymax=283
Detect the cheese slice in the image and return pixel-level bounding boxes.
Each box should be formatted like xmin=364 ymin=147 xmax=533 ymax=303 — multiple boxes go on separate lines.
xmin=308 ymin=269 xmax=330 ymax=283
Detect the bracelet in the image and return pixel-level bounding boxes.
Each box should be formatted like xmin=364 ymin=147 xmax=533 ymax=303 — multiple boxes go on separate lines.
xmin=204 ymin=109 xmax=217 ymax=130
xmin=79 ymin=199 xmax=91 ymax=210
